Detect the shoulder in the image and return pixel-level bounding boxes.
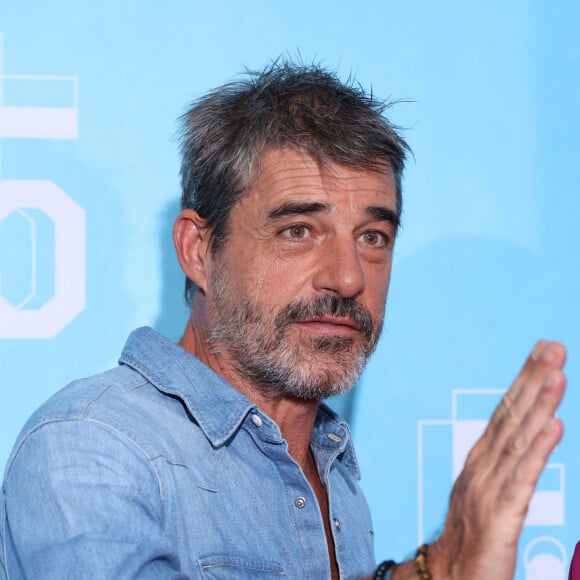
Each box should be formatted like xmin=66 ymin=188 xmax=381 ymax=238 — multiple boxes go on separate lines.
xmin=4 ymin=363 xmax=196 ymax=478
xmin=14 ymin=365 xmax=145 ymax=441
xmin=24 ymin=364 xmax=147 ymax=423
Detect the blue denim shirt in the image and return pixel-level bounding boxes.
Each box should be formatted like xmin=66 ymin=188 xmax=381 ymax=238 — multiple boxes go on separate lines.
xmin=1 ymin=327 xmax=378 ymax=579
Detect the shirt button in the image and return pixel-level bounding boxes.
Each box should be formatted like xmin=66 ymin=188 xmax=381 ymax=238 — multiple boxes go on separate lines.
xmin=251 ymin=414 xmax=263 ymax=427
xmin=334 ymin=518 xmax=341 ymax=531
xmin=294 ymin=496 xmax=307 ymax=509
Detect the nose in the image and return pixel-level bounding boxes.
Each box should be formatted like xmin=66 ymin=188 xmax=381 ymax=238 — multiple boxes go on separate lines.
xmin=312 ymin=235 xmax=365 ymax=299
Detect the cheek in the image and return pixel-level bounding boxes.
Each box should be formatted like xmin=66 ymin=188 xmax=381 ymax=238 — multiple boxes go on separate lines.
xmin=249 ymin=253 xmax=320 ymax=301
xmin=366 ymin=269 xmax=392 ymax=313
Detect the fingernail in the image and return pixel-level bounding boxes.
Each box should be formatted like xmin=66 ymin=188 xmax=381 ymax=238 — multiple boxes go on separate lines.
xmin=542 ymin=345 xmax=555 ymax=363
xmin=531 ymin=341 xmax=547 ymax=361
xmin=544 ymin=418 xmax=555 ymax=433
xmin=543 ymin=371 xmax=553 ymax=389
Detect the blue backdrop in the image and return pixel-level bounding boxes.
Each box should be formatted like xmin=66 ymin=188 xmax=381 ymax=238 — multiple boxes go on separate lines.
xmin=1 ymin=2 xmax=578 ymax=578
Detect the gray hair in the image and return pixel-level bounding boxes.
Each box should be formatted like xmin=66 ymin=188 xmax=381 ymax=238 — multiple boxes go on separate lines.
xmin=179 ymin=60 xmax=410 ymax=303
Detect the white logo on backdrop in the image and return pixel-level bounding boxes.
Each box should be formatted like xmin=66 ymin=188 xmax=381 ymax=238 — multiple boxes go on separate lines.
xmin=418 ymin=389 xmax=566 ymax=579
xmin=523 ymin=536 xmax=567 ymax=580
xmin=0 ymin=181 xmax=85 ymax=338
xmin=0 ymin=33 xmax=84 ymax=338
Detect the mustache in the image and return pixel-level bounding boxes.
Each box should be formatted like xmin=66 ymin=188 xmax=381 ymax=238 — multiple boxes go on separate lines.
xmin=274 ymin=296 xmax=376 ymax=343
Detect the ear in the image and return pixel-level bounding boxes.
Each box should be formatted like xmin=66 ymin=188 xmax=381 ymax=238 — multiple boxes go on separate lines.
xmin=173 ymin=209 xmax=211 ymax=293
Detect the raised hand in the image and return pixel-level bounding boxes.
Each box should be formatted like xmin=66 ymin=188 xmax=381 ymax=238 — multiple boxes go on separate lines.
xmin=426 ymin=340 xmax=567 ymax=579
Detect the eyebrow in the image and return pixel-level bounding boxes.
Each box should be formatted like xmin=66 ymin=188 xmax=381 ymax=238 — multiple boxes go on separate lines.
xmin=268 ymin=201 xmax=329 ymax=220
xmin=268 ymin=200 xmax=400 ymax=229
xmin=366 ymin=206 xmax=400 ymax=230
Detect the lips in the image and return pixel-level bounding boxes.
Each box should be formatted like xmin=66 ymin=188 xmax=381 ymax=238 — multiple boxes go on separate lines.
xmin=274 ymin=296 xmax=375 ymax=343
xmin=299 ymin=316 xmax=360 ymax=330
xmin=293 ymin=316 xmax=362 ymax=336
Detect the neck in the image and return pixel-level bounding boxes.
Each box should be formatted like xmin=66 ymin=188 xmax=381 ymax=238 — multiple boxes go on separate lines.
xmin=246 ymin=390 xmax=320 ymax=467
xmin=179 ymin=312 xmax=319 ymax=470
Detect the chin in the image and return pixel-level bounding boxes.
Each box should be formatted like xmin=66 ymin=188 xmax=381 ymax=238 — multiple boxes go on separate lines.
xmin=278 ymin=361 xmax=363 ymax=402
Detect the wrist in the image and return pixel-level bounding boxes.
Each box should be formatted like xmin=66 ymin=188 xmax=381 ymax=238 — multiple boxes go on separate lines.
xmin=389 ymin=560 xmax=418 ymax=580
xmin=421 ymin=538 xmax=450 ymax=579
xmin=414 ymin=544 xmax=432 ymax=579
xmin=386 ymin=544 xmax=437 ymax=580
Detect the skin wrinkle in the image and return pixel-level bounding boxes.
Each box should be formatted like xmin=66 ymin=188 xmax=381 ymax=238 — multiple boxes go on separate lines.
xmin=179 ymin=64 xmax=409 ymax=304
xmin=194 ymin=148 xmax=396 ymax=402
xmin=175 ymin=147 xmax=398 ymax=536
xmin=207 ymin=262 xmax=380 ymax=400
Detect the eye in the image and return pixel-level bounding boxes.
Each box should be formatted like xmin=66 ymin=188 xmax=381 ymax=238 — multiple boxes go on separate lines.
xmin=286 ymin=225 xmax=309 ymax=239
xmin=361 ymin=231 xmax=386 ymax=247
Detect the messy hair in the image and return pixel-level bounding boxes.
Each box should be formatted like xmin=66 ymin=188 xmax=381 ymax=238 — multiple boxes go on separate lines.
xmin=179 ymin=60 xmax=410 ymax=303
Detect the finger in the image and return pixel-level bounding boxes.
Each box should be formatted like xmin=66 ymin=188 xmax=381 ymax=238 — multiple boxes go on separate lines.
xmin=489 ymin=341 xmax=555 ymax=429
xmin=500 ymin=340 xmax=550 ymax=403
xmin=492 ymin=365 xmax=566 ymax=474
xmin=469 ymin=341 xmax=547 ymax=461
xmin=496 ymin=340 xmax=566 ymax=417
xmin=498 ymin=415 xmax=564 ymax=520
xmin=468 ymin=342 xmax=565 ymax=463
xmin=487 ymin=345 xmax=566 ymax=456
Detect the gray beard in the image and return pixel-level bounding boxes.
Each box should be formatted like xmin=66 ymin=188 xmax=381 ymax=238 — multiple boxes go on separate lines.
xmin=206 ymin=263 xmax=382 ymax=401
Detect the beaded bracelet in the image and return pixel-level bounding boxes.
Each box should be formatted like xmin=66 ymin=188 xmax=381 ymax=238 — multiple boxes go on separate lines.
xmin=414 ymin=544 xmax=432 ymax=579
xmin=373 ymin=559 xmax=397 ymax=579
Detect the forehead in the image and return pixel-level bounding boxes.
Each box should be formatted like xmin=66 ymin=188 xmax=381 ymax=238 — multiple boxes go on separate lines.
xmin=241 ymin=147 xmax=397 ymax=211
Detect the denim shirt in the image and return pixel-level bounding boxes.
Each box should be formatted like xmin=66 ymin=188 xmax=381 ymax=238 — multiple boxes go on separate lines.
xmin=1 ymin=327 xmax=378 ymax=579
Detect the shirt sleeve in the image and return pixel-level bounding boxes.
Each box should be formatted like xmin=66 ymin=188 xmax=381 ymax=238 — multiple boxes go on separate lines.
xmin=2 ymin=418 xmax=191 ymax=580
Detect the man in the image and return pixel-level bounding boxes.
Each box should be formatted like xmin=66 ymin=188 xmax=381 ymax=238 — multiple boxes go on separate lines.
xmin=0 ymin=62 xmax=567 ymax=579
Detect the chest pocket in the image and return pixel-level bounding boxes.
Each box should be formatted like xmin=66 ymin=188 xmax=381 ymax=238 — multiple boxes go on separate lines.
xmin=198 ymin=555 xmax=286 ymax=579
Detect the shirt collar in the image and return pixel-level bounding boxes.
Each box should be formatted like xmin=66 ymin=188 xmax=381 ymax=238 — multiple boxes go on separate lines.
xmin=119 ymin=326 xmax=360 ymax=479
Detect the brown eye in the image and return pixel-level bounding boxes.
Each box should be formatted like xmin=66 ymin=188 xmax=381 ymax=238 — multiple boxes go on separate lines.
xmin=362 ymin=231 xmax=383 ymax=246
xmin=288 ymin=226 xmax=308 ymax=239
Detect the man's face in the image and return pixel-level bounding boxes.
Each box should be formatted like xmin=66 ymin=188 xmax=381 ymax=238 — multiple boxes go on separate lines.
xmin=204 ymin=147 xmax=398 ymax=401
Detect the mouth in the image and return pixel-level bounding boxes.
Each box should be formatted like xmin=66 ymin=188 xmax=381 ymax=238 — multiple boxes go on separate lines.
xmin=293 ymin=316 xmax=361 ymax=336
